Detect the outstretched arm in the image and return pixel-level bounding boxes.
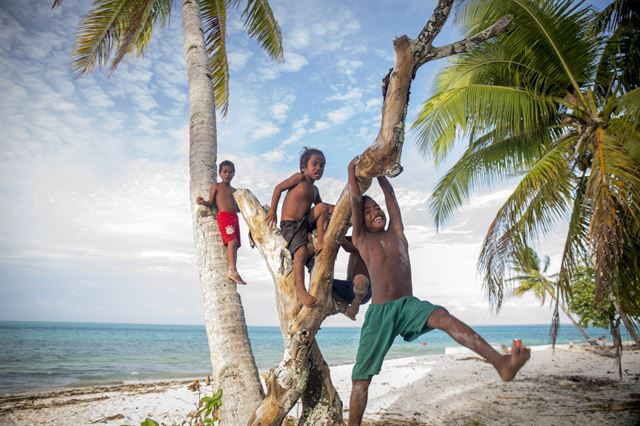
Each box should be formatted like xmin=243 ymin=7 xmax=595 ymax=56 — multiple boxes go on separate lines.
xmin=377 ymin=176 xmax=403 ymax=233
xmin=196 ymin=183 xmax=218 ymax=210
xmin=266 ymin=173 xmax=304 ymax=227
xmin=348 ymin=158 xmax=364 ymax=244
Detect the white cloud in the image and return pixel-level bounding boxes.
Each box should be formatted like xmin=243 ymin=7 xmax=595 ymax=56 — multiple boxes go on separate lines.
xmin=271 ymin=93 xmax=296 ymax=122
xmin=283 ymin=52 xmax=308 ymax=72
xmin=229 ymin=50 xmax=254 ymax=71
xmin=326 ymin=88 xmax=363 ymax=102
xmin=250 ymin=122 xmax=280 ymax=141
xmin=337 ymin=58 xmax=363 ymax=80
xmin=262 ymin=150 xmax=285 ymax=162
xmin=366 ymin=98 xmax=382 ymax=110
xmin=327 ymin=106 xmax=355 ymax=124
xmin=288 ymin=29 xmax=310 ymax=49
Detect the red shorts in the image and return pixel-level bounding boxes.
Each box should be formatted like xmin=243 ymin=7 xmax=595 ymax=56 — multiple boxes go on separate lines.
xmin=217 ymin=211 xmax=241 ymax=247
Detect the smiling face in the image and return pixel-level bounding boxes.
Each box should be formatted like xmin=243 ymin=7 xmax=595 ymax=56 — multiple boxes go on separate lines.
xmin=219 ymin=165 xmax=235 ymax=184
xmin=363 ymin=196 xmax=386 ymax=232
xmin=302 ymin=153 xmax=326 ymax=181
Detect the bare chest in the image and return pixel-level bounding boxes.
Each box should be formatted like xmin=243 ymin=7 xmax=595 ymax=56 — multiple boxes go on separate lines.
xmin=288 ymin=181 xmax=316 ymax=204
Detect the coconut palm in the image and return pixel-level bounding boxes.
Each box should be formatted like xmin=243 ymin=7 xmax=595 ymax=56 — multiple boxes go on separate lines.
xmin=412 ymin=0 xmax=640 ymax=321
xmin=508 ymin=246 xmax=594 ymax=345
xmin=54 ymin=0 xmax=283 ymax=422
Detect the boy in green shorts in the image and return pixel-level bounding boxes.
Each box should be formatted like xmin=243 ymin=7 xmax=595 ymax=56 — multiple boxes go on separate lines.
xmin=346 ymin=158 xmax=531 ymax=425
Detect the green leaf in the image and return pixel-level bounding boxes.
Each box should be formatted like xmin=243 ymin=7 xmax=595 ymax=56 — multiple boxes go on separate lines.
xmin=140 ymin=419 xmax=160 ymax=426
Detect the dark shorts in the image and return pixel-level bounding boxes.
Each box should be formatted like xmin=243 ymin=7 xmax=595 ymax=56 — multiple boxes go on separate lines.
xmin=351 ymin=296 xmax=446 ymax=381
xmin=332 ymin=279 xmax=372 ymax=305
xmin=281 ymin=215 xmax=315 ymax=270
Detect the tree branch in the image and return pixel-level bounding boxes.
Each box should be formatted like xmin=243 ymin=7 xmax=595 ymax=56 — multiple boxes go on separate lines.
xmin=415 ymin=14 xmax=513 ymax=68
xmin=412 ymin=0 xmax=454 ymax=60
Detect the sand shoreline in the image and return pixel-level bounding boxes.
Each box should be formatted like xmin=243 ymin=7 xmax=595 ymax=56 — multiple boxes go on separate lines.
xmin=1 ymin=343 xmax=639 ymax=425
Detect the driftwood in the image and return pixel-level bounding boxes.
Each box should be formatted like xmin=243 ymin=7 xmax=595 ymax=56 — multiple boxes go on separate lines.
xmin=235 ymin=1 xmax=513 ymax=424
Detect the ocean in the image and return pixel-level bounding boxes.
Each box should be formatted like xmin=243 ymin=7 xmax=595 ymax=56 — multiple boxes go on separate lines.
xmin=0 ymin=321 xmax=617 ymax=394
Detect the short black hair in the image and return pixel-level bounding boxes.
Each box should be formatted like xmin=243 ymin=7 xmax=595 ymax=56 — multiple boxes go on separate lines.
xmin=299 ymin=147 xmax=325 ymax=171
xmin=362 ymin=195 xmax=375 ymax=212
xmin=219 ymin=160 xmax=235 ymax=173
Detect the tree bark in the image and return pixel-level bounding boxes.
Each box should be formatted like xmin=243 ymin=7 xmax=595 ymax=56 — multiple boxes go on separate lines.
xmin=240 ymin=1 xmax=512 ymax=423
xmin=234 ymin=190 xmax=343 ymax=425
xmin=183 ymin=1 xmax=263 ymax=423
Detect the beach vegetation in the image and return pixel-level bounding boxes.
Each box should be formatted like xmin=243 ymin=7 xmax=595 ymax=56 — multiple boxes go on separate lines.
xmin=569 ymin=266 xmax=615 ymax=329
xmin=140 ymin=378 xmax=222 ymax=426
xmin=413 ymin=0 xmax=640 ymax=339
xmin=55 ymin=0 xmax=283 ymax=423
xmin=508 ymin=246 xmax=594 ymax=346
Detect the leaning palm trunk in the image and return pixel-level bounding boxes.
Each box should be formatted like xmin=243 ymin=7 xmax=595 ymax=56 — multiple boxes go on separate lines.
xmin=236 ymin=2 xmax=513 ymax=423
xmin=611 ymin=296 xmax=640 ymax=345
xmin=183 ymin=1 xmax=263 ymax=423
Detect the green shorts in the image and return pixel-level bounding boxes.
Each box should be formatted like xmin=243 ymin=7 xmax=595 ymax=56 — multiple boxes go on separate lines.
xmin=351 ymin=296 xmax=445 ymax=381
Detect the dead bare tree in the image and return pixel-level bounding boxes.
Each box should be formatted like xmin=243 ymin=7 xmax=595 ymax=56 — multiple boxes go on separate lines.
xmin=233 ymin=1 xmax=513 ymax=423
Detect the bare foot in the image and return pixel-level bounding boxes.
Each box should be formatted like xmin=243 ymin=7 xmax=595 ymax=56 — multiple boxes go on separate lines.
xmin=497 ymin=339 xmax=530 ymax=381
xmin=301 ymin=292 xmax=318 ymax=308
xmin=314 ymin=239 xmax=323 ymax=254
xmin=344 ymin=304 xmax=359 ymax=321
xmin=227 ymin=270 xmax=247 ymax=285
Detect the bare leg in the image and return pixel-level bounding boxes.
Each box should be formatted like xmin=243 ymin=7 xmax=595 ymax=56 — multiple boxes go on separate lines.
xmin=312 ymin=203 xmax=328 ymax=252
xmin=225 ymin=240 xmax=246 ymax=284
xmin=345 ymin=274 xmax=369 ymax=321
xmin=427 ymin=308 xmax=530 ymax=381
xmin=293 ymin=245 xmax=317 ymax=307
xmin=348 ymin=377 xmax=372 ymax=426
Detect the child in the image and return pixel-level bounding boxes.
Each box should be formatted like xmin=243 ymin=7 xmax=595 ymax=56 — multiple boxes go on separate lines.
xmin=346 ymin=158 xmax=530 ymax=425
xmin=196 ymin=160 xmax=246 ymax=285
xmin=266 ymin=147 xmax=332 ymax=308
xmin=333 ymin=236 xmax=371 ymax=320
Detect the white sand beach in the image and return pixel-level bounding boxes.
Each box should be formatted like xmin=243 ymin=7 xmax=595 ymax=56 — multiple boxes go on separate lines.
xmin=1 ymin=344 xmax=639 ymax=425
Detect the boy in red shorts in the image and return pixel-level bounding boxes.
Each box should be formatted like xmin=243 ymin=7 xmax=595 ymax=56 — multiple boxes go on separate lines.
xmin=196 ymin=160 xmax=246 ymax=285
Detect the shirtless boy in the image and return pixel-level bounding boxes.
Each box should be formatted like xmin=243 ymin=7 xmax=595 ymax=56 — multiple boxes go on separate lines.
xmin=333 ymin=236 xmax=371 ymax=320
xmin=346 ymin=158 xmax=530 ymax=425
xmin=266 ymin=147 xmax=332 ymax=308
xmin=196 ymin=160 xmax=246 ymax=285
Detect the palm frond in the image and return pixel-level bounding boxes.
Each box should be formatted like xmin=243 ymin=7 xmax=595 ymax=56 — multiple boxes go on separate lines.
xmin=71 ymin=0 xmax=130 ymax=75
xmin=556 ymin=173 xmax=590 ymax=298
xmin=428 ymin=130 xmax=549 ymax=227
xmin=590 ymin=0 xmax=636 ymax=34
xmin=478 ymin=136 xmax=575 ymax=307
xmin=587 ymin=128 xmax=640 ymax=305
xmin=201 ymin=0 xmax=230 ymax=116
xmin=111 ymin=0 xmax=172 ymax=73
xmin=457 ymin=0 xmax=596 ymax=98
xmin=239 ymin=0 xmax=284 ymax=62
xmin=71 ymin=0 xmax=172 ymax=76
xmin=413 ymin=84 xmax=557 ymax=161
xmin=606 ymin=88 xmax=640 ymax=159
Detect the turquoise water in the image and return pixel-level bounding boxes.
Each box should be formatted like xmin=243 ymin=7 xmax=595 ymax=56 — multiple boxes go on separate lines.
xmin=0 ymin=321 xmax=616 ymax=394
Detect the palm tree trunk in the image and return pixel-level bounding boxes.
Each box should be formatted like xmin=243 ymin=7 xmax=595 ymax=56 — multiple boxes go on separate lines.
xmin=560 ymin=306 xmax=596 ymax=345
xmin=611 ymin=296 xmax=640 ymax=345
xmin=544 ymin=288 xmax=595 ymax=346
xmin=182 ymin=1 xmax=263 ymax=423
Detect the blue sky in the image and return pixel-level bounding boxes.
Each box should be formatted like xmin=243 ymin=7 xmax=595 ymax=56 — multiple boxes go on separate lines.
xmin=0 ymin=0 xmax=610 ymax=327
